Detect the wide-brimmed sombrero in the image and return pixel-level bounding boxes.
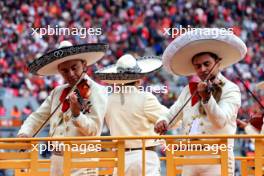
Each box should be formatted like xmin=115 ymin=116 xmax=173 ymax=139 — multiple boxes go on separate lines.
xmin=256 ymin=81 xmax=264 ymax=90
xmin=163 ymin=28 xmax=247 ymax=76
xmin=28 ymin=40 xmax=108 ymax=76
xmin=95 ymin=54 xmax=162 ymax=84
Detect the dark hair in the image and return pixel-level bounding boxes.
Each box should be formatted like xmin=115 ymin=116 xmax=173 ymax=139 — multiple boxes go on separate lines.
xmin=191 ymin=52 xmax=220 ymax=63
xmin=123 ymin=81 xmax=137 ymax=86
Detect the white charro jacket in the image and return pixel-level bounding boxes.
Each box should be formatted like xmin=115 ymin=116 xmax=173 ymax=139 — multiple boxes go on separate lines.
xmin=105 ymin=88 xmax=169 ymax=148
xmin=18 ymin=74 xmax=108 ymax=137
xmin=158 ymin=73 xmax=241 ymax=176
xmin=161 ymin=73 xmax=241 ymax=135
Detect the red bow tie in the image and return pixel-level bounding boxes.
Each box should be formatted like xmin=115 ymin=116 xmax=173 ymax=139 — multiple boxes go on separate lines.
xmin=59 ymin=87 xmax=71 ymax=112
xmin=189 ymin=82 xmax=200 ymax=106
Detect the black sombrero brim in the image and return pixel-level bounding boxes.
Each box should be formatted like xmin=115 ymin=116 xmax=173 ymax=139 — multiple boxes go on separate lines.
xmin=28 ymin=43 xmax=108 ymax=76
xmin=95 ymin=56 xmax=162 ymax=84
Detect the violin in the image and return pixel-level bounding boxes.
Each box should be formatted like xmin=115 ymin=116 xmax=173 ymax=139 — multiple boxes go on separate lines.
xmin=167 ymin=59 xmax=221 ymax=127
xmin=60 ymin=79 xmax=92 ymax=114
xmin=249 ymin=114 xmax=263 ymax=131
xmin=189 ymin=76 xmax=223 ymax=106
xmin=75 ymin=79 xmax=90 ymax=101
xmin=189 ymin=75 xmax=223 ymax=91
xmin=28 ymin=73 xmax=91 ymax=138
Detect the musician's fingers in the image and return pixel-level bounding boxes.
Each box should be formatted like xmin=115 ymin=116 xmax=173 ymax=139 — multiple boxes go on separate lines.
xmin=69 ymin=92 xmax=78 ymax=103
xmin=197 ymin=82 xmax=208 ymax=91
xmin=155 ymin=120 xmax=168 ymax=135
xmin=156 ymin=125 xmax=162 ymax=134
xmin=87 ymin=89 xmax=91 ymax=97
xmin=161 ymin=122 xmax=166 ymax=134
xmin=162 ymin=122 xmax=168 ymax=133
xmin=154 ymin=122 xmax=162 ymax=134
xmin=162 ymin=127 xmax=168 ymax=135
xmin=154 ymin=124 xmax=159 ymax=133
xmin=159 ymin=130 xmax=164 ymax=135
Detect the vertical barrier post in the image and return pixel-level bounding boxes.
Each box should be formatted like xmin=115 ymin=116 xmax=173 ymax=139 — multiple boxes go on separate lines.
xmin=117 ymin=140 xmax=125 ymax=176
xmin=63 ymin=141 xmax=72 ymax=176
xmin=220 ymin=139 xmax=228 ymax=176
xmin=166 ymin=139 xmax=174 ymax=176
xmin=240 ymin=159 xmax=247 ymax=176
xmin=254 ymin=138 xmax=263 ymax=176
xmin=30 ymin=141 xmax=39 ymax=176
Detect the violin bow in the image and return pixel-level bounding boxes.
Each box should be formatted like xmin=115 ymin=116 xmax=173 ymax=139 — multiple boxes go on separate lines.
xmin=31 ymin=71 xmax=86 ymax=137
xmin=167 ymin=59 xmax=221 ymax=129
xmin=233 ymin=65 xmax=264 ymax=111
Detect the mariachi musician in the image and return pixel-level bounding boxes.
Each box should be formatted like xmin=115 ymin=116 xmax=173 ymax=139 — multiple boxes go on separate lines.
xmin=95 ymin=54 xmax=168 ymax=176
xmin=155 ymin=28 xmax=247 ymax=176
xmin=17 ymin=41 xmax=108 ymax=176
xmin=237 ymin=81 xmax=264 ymax=134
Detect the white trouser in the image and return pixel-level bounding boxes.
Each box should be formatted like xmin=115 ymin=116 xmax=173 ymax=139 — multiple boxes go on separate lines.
xmin=113 ymin=150 xmax=160 ymax=176
xmin=50 ymin=155 xmax=98 ymax=176
xmin=182 ymin=164 xmax=221 ymax=176
xmin=181 ymin=154 xmax=234 ymax=176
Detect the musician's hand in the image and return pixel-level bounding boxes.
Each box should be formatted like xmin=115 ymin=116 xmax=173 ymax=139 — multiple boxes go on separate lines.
xmin=17 ymin=133 xmax=30 ymax=138
xmin=72 ymin=119 xmax=89 ymax=135
xmin=197 ymin=81 xmax=211 ymax=103
xmin=154 ymin=120 xmax=168 ymax=135
xmin=69 ymin=92 xmax=81 ymax=117
xmin=236 ymin=119 xmax=248 ymax=129
xmin=251 ymin=111 xmax=264 ymax=119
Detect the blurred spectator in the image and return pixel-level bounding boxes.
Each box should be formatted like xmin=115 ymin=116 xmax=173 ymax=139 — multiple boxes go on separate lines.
xmin=0 ymin=101 xmax=6 ymax=117
xmin=240 ymin=138 xmax=255 ymax=156
xmin=0 ymin=0 xmax=263 ymax=118
xmin=0 ymin=163 xmax=4 ymax=176
xmin=10 ymin=105 xmax=21 ymax=119
xmin=40 ymin=142 xmax=52 ymax=158
xmin=21 ymin=104 xmax=32 ymax=121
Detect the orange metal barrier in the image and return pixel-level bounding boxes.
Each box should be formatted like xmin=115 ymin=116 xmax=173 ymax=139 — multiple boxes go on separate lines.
xmin=0 ymin=135 xmax=263 ymax=176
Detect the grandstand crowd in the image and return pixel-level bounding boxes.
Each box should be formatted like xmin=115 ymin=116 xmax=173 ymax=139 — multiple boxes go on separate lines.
xmin=0 ymin=0 xmax=264 ymax=171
